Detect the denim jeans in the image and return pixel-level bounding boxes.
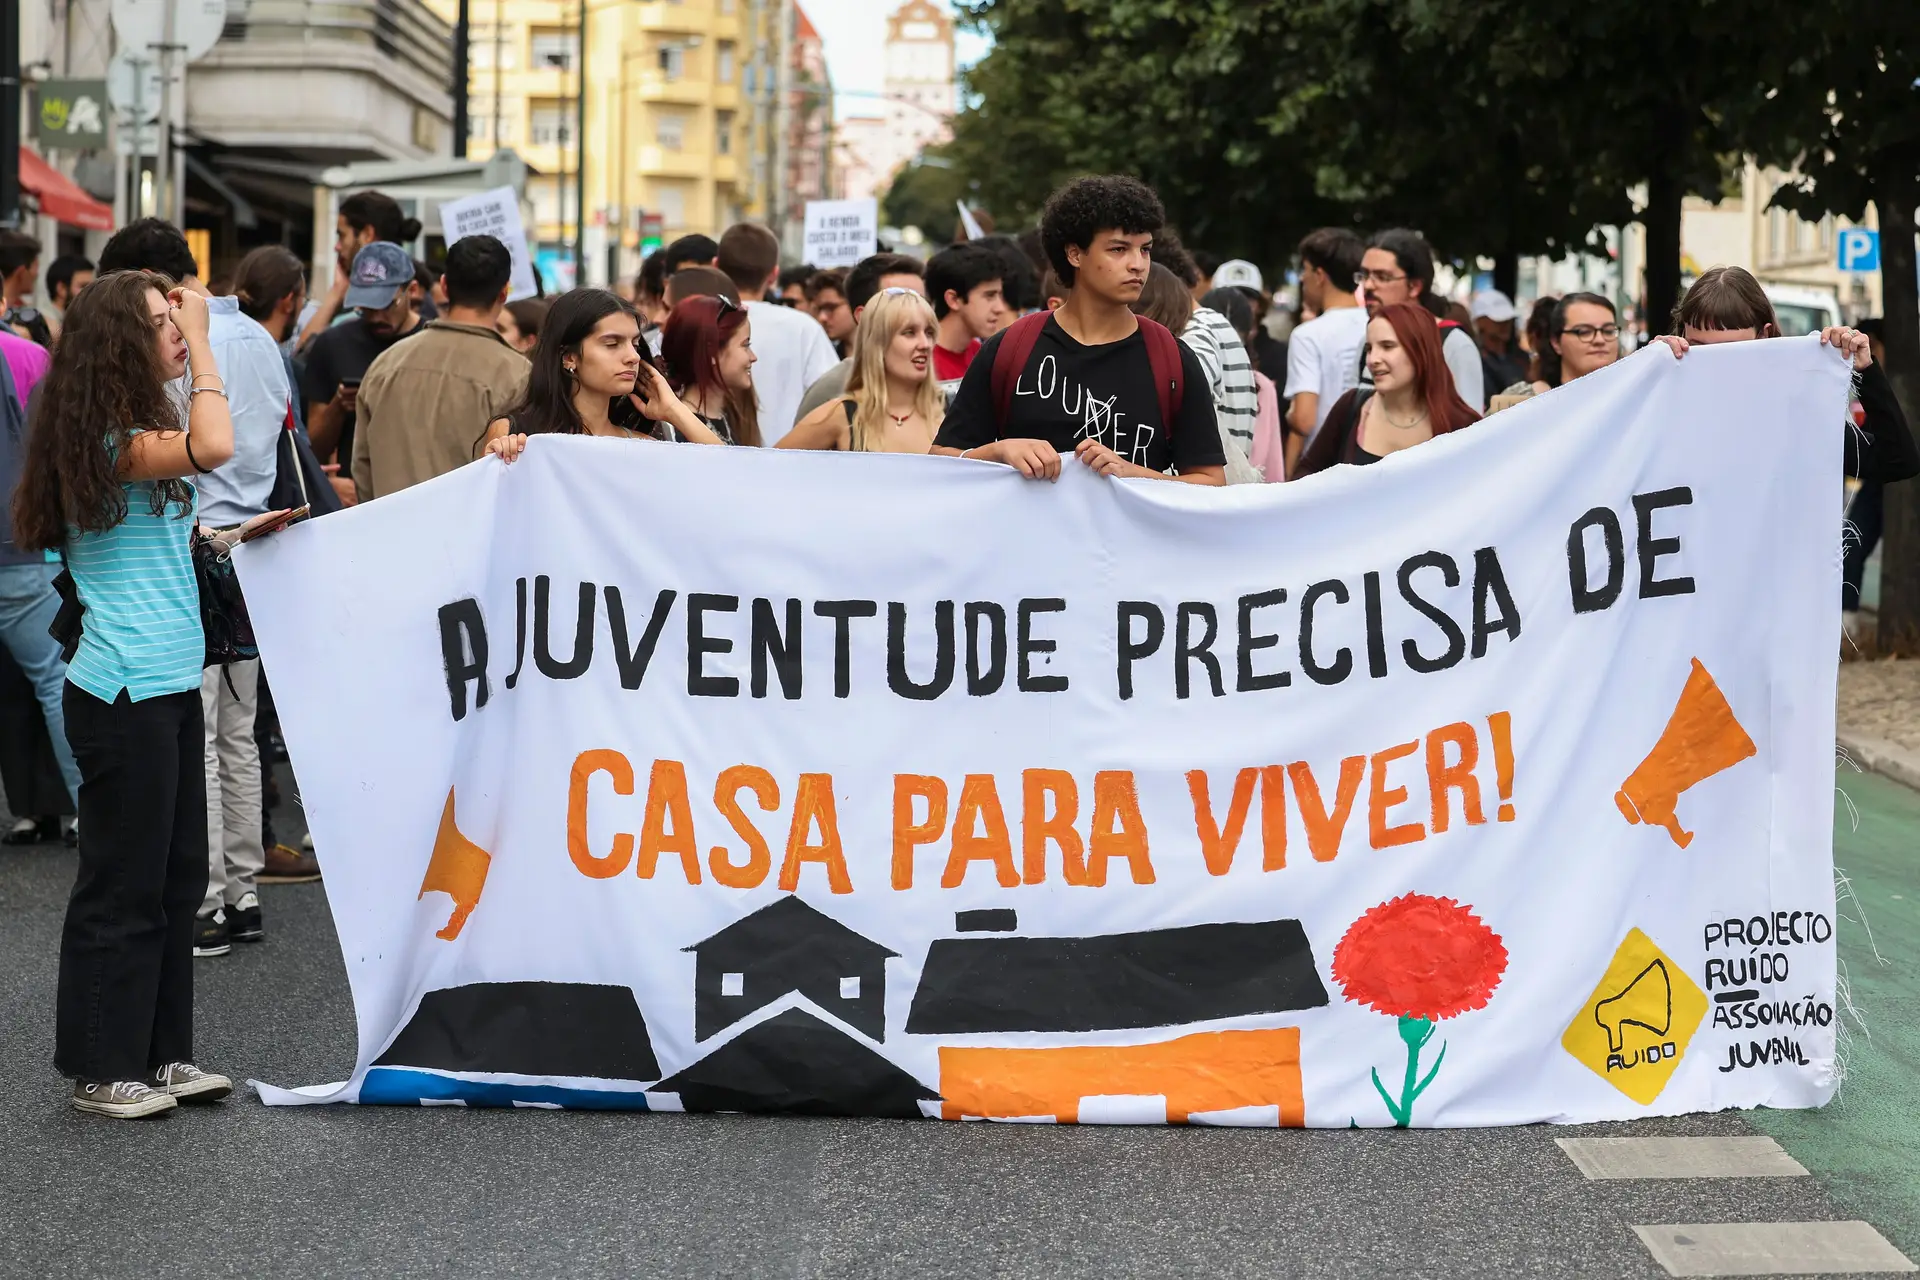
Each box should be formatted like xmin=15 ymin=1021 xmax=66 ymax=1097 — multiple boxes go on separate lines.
xmin=0 ymin=561 xmax=81 ymax=804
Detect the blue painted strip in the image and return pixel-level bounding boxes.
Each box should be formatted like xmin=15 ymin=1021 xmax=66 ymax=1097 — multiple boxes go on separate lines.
xmin=360 ymin=1067 xmax=653 ymax=1111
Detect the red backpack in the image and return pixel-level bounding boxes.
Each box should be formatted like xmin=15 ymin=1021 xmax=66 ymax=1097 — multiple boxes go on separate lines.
xmin=989 ymin=311 xmax=1185 ymax=435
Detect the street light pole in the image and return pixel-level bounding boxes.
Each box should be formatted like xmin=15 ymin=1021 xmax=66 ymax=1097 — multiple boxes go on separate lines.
xmin=452 ymin=0 xmax=470 ymax=159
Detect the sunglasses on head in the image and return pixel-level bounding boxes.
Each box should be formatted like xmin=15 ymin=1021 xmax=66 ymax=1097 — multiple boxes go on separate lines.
xmin=715 ymin=294 xmax=739 ymax=314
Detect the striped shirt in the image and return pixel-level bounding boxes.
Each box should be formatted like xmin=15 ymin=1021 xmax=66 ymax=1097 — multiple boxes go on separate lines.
xmin=63 ymin=477 xmax=203 ymax=703
xmin=1182 ymin=306 xmax=1259 ymax=451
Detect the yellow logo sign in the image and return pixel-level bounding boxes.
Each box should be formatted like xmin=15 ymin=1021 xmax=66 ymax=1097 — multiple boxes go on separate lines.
xmin=1562 ymin=928 xmax=1707 ymax=1105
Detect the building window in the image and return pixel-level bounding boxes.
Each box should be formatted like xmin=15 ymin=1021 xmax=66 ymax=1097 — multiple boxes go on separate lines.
xmin=530 ymin=29 xmax=577 ymax=72
xmin=654 ymin=186 xmax=686 ymax=226
xmin=839 ymin=976 xmax=860 ymax=999
xmin=659 ymin=43 xmax=686 ymax=80
xmin=718 ymin=0 xmax=733 ymax=12
xmin=715 ymin=110 xmax=733 ymax=155
xmin=717 ymin=41 xmax=735 ymax=84
xmin=655 ymin=112 xmax=686 ymax=151
xmin=720 ymin=972 xmax=744 ymax=996
xmin=530 ymin=102 xmax=573 ymax=146
xmin=529 ymin=178 xmax=560 ymax=226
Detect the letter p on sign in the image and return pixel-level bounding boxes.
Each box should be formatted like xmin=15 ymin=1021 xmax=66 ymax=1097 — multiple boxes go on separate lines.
xmin=1837 ymin=227 xmax=1880 ymax=274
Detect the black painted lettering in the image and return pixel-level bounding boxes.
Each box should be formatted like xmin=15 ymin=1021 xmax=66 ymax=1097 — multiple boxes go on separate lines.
xmin=1396 ymin=553 xmax=1465 ymax=674
xmin=964 ymin=602 xmax=1007 ymax=695
xmin=1116 ymin=602 xmax=1164 ymax=701
xmin=1568 ymin=507 xmax=1625 ymax=613
xmin=888 ymin=601 xmax=957 ymax=700
xmin=814 ymin=600 xmax=879 ymax=699
xmin=1017 ymin=598 xmax=1068 ymax=693
xmin=687 ymin=593 xmax=740 ymax=697
xmin=604 ymin=586 xmax=677 ymax=690
xmin=1633 ymin=487 xmax=1696 ymax=598
xmin=438 ymin=597 xmax=489 ymax=722
xmin=1470 ymin=547 xmax=1522 ymax=657
xmin=505 ymin=576 xmax=527 ymax=689
xmin=751 ymin=598 xmax=803 ymax=700
xmin=1175 ymin=602 xmax=1224 ymax=699
xmin=1236 ymin=589 xmax=1290 ymax=692
xmin=1362 ymin=571 xmax=1388 ymax=678
xmin=1299 ymin=579 xmax=1352 ymax=686
xmin=533 ymin=576 xmax=595 ymax=680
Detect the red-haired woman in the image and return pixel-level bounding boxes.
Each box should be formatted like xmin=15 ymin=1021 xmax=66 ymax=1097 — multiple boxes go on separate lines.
xmin=658 ymin=295 xmax=760 ymax=446
xmin=1293 ymin=302 xmax=1480 ymax=478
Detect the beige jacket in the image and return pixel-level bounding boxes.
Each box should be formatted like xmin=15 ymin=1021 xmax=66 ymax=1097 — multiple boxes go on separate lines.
xmin=352 ymin=320 xmax=530 ymax=502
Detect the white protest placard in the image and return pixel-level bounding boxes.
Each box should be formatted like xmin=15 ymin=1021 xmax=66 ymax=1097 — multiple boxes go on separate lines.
xmin=439 ymin=185 xmax=539 ymax=301
xmin=804 ymin=198 xmax=878 ymax=269
xmin=239 ymin=340 xmax=1849 ymax=1127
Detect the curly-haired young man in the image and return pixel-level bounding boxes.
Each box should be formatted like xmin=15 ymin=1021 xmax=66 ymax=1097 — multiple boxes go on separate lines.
xmin=935 ymin=175 xmax=1224 ymax=486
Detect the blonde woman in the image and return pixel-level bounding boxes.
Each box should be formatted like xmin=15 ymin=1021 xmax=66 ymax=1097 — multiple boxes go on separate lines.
xmin=780 ymin=289 xmax=943 ymax=452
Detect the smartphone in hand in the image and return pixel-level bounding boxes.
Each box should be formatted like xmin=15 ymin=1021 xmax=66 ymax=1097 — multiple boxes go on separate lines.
xmin=239 ymin=505 xmax=311 ymax=543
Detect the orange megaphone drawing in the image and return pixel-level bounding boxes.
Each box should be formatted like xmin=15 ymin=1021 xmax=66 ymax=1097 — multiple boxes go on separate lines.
xmin=418 ymin=787 xmax=491 ymax=940
xmin=1614 ymin=658 xmax=1757 ymax=849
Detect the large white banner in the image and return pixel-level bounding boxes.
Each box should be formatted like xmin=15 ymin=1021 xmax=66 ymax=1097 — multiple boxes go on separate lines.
xmin=238 ymin=339 xmax=1849 ymax=1127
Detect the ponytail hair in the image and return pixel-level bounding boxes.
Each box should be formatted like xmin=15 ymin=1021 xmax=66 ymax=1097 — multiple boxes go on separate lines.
xmin=339 ymin=189 xmax=423 ymax=245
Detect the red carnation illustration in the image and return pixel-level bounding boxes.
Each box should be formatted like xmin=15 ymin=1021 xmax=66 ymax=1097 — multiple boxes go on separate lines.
xmin=1333 ymin=894 xmax=1507 ymax=1127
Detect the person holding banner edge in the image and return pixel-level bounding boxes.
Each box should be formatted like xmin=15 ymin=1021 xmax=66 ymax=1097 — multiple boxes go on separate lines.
xmin=934 ymin=175 xmax=1226 ymax=485
xmin=485 ymin=289 xmax=727 ymax=460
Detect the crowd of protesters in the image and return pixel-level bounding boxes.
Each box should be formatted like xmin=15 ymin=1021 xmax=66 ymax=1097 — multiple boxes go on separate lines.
xmin=0 ymin=168 xmax=1904 ymax=1120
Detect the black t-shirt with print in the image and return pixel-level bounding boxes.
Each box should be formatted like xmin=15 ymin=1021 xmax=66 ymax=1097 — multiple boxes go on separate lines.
xmin=935 ymin=316 xmax=1225 ymax=475
xmin=301 ymin=316 xmax=423 ymax=465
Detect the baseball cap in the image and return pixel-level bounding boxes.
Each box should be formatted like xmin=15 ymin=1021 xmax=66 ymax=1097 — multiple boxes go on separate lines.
xmin=1213 ymin=259 xmax=1264 ymax=293
xmin=343 ymin=242 xmax=415 ymax=310
xmin=1470 ymin=289 xmax=1517 ymax=323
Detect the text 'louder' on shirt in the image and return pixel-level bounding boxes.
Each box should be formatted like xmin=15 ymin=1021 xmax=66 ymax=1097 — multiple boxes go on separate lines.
xmin=935 ymin=316 xmax=1225 ymax=475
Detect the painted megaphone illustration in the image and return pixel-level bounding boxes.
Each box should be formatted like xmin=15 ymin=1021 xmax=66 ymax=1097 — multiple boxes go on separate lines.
xmin=1594 ymin=959 xmax=1672 ymax=1054
xmin=1615 ymin=658 xmax=1756 ymax=849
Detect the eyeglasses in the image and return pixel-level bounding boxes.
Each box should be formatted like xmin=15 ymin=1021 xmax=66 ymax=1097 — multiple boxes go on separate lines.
xmin=714 ymin=294 xmax=739 ymax=314
xmin=1560 ymin=324 xmax=1621 ymax=342
xmin=879 ymin=287 xmax=919 ymax=297
xmin=1354 ymin=269 xmax=1406 ymax=286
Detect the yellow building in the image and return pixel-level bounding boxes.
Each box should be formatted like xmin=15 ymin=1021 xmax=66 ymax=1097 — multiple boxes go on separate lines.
xmin=431 ymin=0 xmax=776 ymax=288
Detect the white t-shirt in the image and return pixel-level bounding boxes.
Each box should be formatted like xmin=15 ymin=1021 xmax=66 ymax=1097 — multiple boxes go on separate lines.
xmin=1283 ymin=305 xmax=1368 ymax=430
xmin=745 ymin=300 xmax=839 ymax=446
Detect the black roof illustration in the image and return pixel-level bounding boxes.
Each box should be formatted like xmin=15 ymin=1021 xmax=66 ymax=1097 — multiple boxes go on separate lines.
xmin=374 ymin=981 xmax=660 ymax=1082
xmin=654 ymin=1007 xmax=938 ymax=1118
xmin=905 ymin=914 xmax=1329 ymax=1035
xmin=684 ymin=895 xmax=898 ymax=1042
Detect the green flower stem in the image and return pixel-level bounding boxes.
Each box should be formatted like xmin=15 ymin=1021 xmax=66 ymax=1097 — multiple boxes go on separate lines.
xmin=1370 ymin=1015 xmax=1448 ymax=1128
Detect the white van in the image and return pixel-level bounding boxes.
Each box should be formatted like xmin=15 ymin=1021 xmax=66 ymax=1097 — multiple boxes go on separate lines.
xmin=1761 ymin=285 xmax=1841 ymax=336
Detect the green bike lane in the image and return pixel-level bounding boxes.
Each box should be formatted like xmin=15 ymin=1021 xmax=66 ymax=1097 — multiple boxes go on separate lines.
xmin=1748 ymin=767 xmax=1920 ymax=1259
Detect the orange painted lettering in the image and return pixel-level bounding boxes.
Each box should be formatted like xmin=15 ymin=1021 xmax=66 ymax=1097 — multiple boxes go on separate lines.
xmin=1187 ymin=768 xmax=1256 ymax=877
xmin=1287 ymin=756 xmax=1365 ymax=863
xmin=1086 ymin=770 xmax=1154 ymax=886
xmin=780 ymin=773 xmax=853 ymax=894
xmin=891 ymin=774 xmax=948 ymax=890
xmin=710 ymin=764 xmax=778 ymax=889
xmin=1425 ymin=722 xmax=1484 ymax=834
xmin=1022 ymin=769 xmax=1084 ymax=886
xmin=568 ymin=749 xmax=634 ymax=878
xmin=635 ymin=759 xmax=702 ymax=882
xmin=942 ymin=774 xmax=1018 ymax=888
xmin=1368 ymin=740 xmax=1424 ymax=849
xmin=1260 ymin=764 xmax=1287 ymax=870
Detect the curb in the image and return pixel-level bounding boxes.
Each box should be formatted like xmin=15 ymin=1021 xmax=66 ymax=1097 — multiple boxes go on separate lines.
xmin=1837 ymin=730 xmax=1920 ymax=793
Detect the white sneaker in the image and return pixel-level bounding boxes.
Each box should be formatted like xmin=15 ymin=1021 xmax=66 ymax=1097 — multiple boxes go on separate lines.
xmin=149 ymin=1062 xmax=233 ymax=1103
xmin=72 ymin=1079 xmax=178 ymax=1119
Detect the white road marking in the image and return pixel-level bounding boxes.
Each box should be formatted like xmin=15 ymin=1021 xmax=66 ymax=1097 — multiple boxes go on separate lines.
xmin=1633 ymin=1221 xmax=1916 ymax=1276
xmin=1557 ymin=1136 xmax=1807 ymax=1179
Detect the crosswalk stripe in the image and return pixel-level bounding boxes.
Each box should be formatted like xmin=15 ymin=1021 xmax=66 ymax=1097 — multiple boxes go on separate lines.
xmin=1556 ymin=1136 xmax=1808 ymax=1179
xmin=1633 ymin=1221 xmax=1917 ymax=1276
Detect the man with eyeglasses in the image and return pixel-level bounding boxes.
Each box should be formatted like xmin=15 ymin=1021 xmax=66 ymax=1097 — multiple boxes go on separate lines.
xmin=1354 ymin=228 xmax=1485 ymax=410
xmin=302 ymin=243 xmax=426 ymax=508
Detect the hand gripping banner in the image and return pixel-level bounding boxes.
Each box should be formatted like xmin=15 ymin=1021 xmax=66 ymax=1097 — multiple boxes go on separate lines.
xmin=238 ymin=338 xmax=1848 ymax=1126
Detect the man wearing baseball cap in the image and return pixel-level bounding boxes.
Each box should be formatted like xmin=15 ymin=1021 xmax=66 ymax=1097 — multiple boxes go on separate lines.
xmin=1469 ymin=289 xmax=1528 ymax=394
xmin=302 ymin=242 xmax=425 ymax=506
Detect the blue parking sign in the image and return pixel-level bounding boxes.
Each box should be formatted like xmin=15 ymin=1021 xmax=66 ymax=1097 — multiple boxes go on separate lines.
xmin=1837 ymin=227 xmax=1880 ymax=273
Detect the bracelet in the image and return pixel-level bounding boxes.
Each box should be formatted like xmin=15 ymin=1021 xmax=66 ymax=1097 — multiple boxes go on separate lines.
xmin=182 ymin=431 xmax=215 ymax=475
xmin=191 ymin=372 xmax=223 ymax=387
xmin=190 ymin=386 xmax=228 ymax=399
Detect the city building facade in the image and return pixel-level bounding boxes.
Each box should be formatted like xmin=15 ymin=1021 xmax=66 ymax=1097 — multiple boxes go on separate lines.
xmin=835 ymin=0 xmax=952 ymax=202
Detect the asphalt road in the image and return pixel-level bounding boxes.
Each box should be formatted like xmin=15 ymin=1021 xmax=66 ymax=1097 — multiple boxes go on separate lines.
xmin=1 ymin=767 xmax=1914 ymax=1280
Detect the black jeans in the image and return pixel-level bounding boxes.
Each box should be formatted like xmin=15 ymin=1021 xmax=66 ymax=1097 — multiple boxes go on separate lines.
xmin=55 ymin=684 xmax=208 ymax=1082
xmin=1844 ymin=479 xmax=1884 ymax=611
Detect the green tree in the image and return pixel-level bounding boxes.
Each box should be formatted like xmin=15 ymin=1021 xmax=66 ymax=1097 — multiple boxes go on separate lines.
xmin=1743 ymin=6 xmax=1920 ymax=650
xmin=881 ymin=159 xmax=975 ymax=245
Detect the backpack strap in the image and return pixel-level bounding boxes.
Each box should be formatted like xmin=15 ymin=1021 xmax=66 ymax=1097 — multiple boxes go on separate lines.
xmin=1136 ymin=316 xmax=1184 ymax=434
xmin=990 ymin=311 xmax=1052 ymax=432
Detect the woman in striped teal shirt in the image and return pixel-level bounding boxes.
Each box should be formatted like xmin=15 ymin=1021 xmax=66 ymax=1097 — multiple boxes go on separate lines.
xmin=13 ymin=270 xmax=251 ymax=1119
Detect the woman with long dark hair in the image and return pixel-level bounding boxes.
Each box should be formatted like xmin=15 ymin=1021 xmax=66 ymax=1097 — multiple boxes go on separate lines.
xmin=1294 ymin=302 xmax=1480 ymax=477
xmin=484 ymin=288 xmax=724 ymax=460
xmin=658 ymin=295 xmax=760 ymax=445
xmin=14 ymin=271 xmax=280 ymax=1118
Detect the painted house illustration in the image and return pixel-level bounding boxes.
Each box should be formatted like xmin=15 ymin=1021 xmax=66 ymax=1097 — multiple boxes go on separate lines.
xmin=653 ymin=1007 xmax=939 ymax=1118
xmin=907 ymin=911 xmax=1329 ymax=1124
xmin=683 ymin=895 xmax=896 ymax=1042
xmin=372 ymin=980 xmax=660 ymax=1082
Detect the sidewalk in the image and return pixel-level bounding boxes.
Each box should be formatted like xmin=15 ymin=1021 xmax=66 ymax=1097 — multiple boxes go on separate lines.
xmin=1837 ymin=656 xmax=1920 ymax=790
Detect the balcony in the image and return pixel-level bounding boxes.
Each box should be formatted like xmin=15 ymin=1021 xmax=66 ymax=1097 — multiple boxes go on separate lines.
xmin=189 ymin=0 xmax=454 ymax=161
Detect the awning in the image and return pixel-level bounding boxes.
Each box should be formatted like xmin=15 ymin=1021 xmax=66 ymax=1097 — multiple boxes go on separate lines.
xmin=17 ymin=147 xmax=114 ymax=232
